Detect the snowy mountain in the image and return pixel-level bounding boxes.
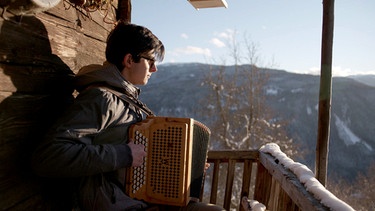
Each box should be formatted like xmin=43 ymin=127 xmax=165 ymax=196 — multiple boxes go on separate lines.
xmin=262 ymin=70 xmax=375 ymax=180
xmin=140 ymin=63 xmax=375 ymax=181
xmin=348 ymin=74 xmax=375 ymax=87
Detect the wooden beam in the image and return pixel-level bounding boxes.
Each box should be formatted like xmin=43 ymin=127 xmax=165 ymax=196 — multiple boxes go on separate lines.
xmin=117 ymin=0 xmax=132 ymax=22
xmin=315 ymin=0 xmax=335 ymax=186
xmin=207 ymin=150 xmax=259 ymax=161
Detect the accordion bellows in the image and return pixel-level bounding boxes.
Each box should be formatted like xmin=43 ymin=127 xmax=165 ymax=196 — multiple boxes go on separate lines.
xmin=126 ymin=117 xmax=211 ymax=206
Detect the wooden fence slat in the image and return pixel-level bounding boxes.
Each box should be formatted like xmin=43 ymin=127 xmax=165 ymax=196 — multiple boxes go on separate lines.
xmin=239 ymin=160 xmax=253 ymax=211
xmin=254 ymin=161 xmax=272 ymax=206
xmin=223 ymin=159 xmax=235 ymax=210
xmin=268 ymin=177 xmax=279 ymax=210
xmin=241 ymin=160 xmax=252 ymax=196
xmin=209 ymin=160 xmax=220 ymax=204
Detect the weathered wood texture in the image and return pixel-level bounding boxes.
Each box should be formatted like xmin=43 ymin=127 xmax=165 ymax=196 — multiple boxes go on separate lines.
xmin=0 ymin=1 xmax=116 ymax=209
xmin=254 ymin=151 xmax=330 ymax=211
xmin=117 ymin=0 xmax=132 ymax=22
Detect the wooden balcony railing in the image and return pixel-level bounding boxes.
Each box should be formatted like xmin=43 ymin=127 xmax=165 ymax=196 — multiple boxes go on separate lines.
xmin=202 ymin=149 xmax=354 ymax=211
xmin=204 ymin=150 xmax=259 ymax=210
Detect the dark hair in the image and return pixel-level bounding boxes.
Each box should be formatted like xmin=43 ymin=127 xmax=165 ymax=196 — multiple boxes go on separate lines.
xmin=105 ymin=22 xmax=165 ymax=71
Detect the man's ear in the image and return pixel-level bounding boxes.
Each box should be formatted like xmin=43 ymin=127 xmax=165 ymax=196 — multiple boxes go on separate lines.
xmin=122 ymin=53 xmax=133 ymax=68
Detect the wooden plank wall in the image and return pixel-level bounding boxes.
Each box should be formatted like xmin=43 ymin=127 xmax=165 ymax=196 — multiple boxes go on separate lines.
xmin=0 ymin=1 xmax=116 ymax=209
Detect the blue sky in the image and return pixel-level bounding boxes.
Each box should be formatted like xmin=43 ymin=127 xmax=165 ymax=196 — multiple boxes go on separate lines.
xmin=131 ymin=1 xmax=375 ymax=76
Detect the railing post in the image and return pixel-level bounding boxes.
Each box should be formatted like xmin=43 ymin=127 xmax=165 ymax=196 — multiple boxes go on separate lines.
xmin=315 ymin=0 xmax=335 ymax=186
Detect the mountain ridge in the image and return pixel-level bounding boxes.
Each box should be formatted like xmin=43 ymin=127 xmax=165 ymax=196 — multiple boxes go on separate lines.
xmin=140 ymin=63 xmax=375 ymax=180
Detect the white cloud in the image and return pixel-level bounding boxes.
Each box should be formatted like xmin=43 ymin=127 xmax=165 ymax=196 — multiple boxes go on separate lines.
xmin=293 ymin=66 xmax=349 ymax=76
xmin=289 ymin=67 xmax=320 ymax=75
xmin=306 ymin=67 xmax=320 ymax=75
xmin=353 ymin=70 xmax=375 ymax=75
xmin=216 ymin=29 xmax=236 ymax=40
xmin=313 ymin=66 xmax=364 ymax=77
xmin=181 ymin=33 xmax=189 ymax=39
xmin=292 ymin=66 xmax=375 ymax=77
xmin=210 ymin=38 xmax=225 ymax=48
xmin=332 ymin=66 xmax=375 ymax=76
xmin=172 ymin=46 xmax=212 ymax=57
xmin=332 ymin=66 xmax=353 ymax=77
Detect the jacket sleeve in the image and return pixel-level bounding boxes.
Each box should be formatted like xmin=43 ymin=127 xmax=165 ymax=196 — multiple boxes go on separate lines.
xmin=31 ymin=89 xmax=137 ymax=178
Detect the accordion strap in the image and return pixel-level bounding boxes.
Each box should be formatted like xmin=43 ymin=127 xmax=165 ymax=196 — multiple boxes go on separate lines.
xmin=87 ymin=85 xmax=155 ymax=117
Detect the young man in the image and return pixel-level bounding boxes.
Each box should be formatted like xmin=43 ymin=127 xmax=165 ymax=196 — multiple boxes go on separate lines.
xmin=32 ymin=22 xmax=223 ymax=211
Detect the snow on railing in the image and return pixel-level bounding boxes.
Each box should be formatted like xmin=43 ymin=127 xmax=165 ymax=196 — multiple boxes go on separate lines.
xmin=241 ymin=197 xmax=266 ymax=211
xmin=259 ymin=143 xmax=355 ymax=211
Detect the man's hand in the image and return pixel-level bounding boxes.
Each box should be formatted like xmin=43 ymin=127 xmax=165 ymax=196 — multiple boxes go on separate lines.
xmin=128 ymin=140 xmax=146 ymax=167
xmin=204 ymin=163 xmax=210 ymax=173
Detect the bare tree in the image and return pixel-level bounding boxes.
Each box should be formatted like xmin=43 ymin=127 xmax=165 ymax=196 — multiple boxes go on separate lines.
xmin=328 ymin=163 xmax=375 ymax=211
xmin=199 ymin=32 xmax=301 ymax=209
xmin=201 ymin=32 xmax=299 ymax=156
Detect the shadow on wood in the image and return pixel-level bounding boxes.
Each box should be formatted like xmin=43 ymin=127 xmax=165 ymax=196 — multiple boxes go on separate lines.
xmin=0 ymin=15 xmax=74 ymax=210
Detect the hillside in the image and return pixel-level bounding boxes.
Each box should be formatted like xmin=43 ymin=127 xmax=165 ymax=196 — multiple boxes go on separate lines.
xmin=140 ymin=63 xmax=375 ymax=180
xmin=348 ymin=74 xmax=375 ymax=87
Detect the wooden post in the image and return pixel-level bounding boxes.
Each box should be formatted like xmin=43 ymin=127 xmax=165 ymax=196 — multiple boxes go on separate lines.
xmin=315 ymin=0 xmax=335 ymax=186
xmin=116 ymin=0 xmax=132 ymax=23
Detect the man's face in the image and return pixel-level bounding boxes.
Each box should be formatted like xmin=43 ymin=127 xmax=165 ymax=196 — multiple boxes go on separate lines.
xmin=121 ymin=54 xmax=157 ymax=85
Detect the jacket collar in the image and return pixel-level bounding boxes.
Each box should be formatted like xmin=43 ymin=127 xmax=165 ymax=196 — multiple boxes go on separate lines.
xmin=75 ymin=62 xmax=140 ymax=98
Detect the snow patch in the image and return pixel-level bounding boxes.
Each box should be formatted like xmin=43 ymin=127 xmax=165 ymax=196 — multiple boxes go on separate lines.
xmin=362 ymin=142 xmax=373 ymax=151
xmin=306 ymin=106 xmax=312 ymax=115
xmin=266 ymin=87 xmax=278 ymax=95
xmin=333 ymin=114 xmax=373 ymax=151
xmin=334 ymin=114 xmax=361 ymax=145
xmin=260 ymin=143 xmax=355 ymax=211
xmin=291 ymin=88 xmax=303 ymax=93
xmin=241 ymin=197 xmax=266 ymax=211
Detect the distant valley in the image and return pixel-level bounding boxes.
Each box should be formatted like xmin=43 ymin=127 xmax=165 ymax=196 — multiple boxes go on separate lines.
xmin=140 ymin=63 xmax=375 ymax=180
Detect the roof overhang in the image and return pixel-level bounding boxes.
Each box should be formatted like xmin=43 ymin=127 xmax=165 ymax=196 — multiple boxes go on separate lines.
xmin=188 ymin=0 xmax=228 ymax=9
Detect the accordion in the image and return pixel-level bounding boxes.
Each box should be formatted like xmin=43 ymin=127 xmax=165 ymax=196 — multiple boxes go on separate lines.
xmin=125 ymin=116 xmax=211 ymax=206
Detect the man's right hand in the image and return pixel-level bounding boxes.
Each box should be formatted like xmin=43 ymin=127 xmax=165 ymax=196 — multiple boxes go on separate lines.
xmin=127 ymin=140 xmax=146 ymax=167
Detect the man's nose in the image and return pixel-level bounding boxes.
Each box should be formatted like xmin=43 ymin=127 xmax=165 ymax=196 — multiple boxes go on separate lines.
xmin=150 ymin=64 xmax=157 ymax=72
